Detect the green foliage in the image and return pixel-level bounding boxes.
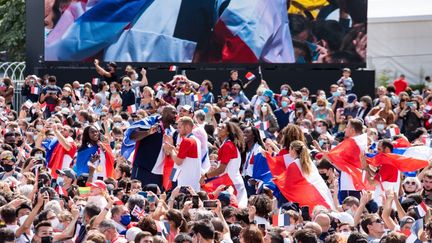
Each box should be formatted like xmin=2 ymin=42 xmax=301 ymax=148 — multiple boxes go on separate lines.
xmin=0 ymin=0 xmax=25 ymax=61
xmin=409 ymin=83 xmax=425 ymax=92
xmin=377 ymin=69 xmax=392 ymax=87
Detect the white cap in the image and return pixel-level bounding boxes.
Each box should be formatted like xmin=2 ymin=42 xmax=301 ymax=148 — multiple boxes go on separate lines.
xmin=330 ymin=212 xmax=354 ymax=226
xmin=126 ymin=227 xmax=142 ymax=241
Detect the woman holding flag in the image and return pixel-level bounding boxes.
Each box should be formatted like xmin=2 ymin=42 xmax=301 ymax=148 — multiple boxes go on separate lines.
xmin=74 ymin=125 xmax=115 ymax=180
xmin=199 ymin=121 xmax=248 ymax=208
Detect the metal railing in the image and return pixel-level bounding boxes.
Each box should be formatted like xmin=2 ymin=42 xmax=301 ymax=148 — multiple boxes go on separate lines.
xmin=0 ymin=62 xmax=26 ymax=111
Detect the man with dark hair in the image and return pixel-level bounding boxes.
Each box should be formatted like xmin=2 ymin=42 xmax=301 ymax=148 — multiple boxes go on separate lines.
xmin=110 ymin=205 xmax=130 ymax=234
xmin=347 ymin=232 xmax=368 ymax=243
xmin=174 ymin=233 xmax=193 ymax=243
xmin=0 ymin=228 xmax=15 ymax=243
xmin=39 ymin=75 xmax=62 ymax=118
xmin=76 ymin=203 xmax=102 ymax=243
xmin=33 ymin=221 xmax=54 ymax=243
xmin=294 ymin=229 xmax=318 ymax=243
xmin=191 ymin=220 xmax=215 ymax=243
xmin=1 ymin=206 xmax=17 ymax=226
xmin=317 ymin=159 xmax=335 ymax=187
xmin=360 ymin=214 xmax=385 ymax=242
xmin=248 ymin=194 xmax=272 ymax=228
xmin=421 ymin=170 xmax=432 ymax=207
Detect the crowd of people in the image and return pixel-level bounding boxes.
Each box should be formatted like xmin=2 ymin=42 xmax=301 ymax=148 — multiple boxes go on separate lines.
xmin=0 ymin=64 xmax=432 ymax=243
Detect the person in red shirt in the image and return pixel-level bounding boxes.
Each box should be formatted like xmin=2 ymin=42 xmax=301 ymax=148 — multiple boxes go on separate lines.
xmin=393 ymin=74 xmax=408 ymax=95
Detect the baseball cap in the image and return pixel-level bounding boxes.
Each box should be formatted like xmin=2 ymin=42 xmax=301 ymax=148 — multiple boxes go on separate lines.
xmin=60 ymin=108 xmax=70 ymax=115
xmin=399 ymin=216 xmax=415 ymax=228
xmin=330 ymin=212 xmax=354 ymax=225
xmin=0 ymin=151 xmax=16 ymax=163
xmin=181 ymin=105 xmax=193 ymax=113
xmin=343 ymin=68 xmax=351 ymax=72
xmin=88 ymin=180 xmax=107 ymax=190
xmin=56 ymin=168 xmax=77 ymax=180
xmin=347 ymin=94 xmax=357 ymax=104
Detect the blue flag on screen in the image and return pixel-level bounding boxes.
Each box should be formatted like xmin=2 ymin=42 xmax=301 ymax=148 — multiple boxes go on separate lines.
xmin=74 ymin=146 xmax=98 ymax=176
xmin=52 ymin=0 xmax=154 ymax=61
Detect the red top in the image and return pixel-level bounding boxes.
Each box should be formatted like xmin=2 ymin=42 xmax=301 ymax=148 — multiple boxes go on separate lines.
xmin=177 ymin=137 xmax=199 ymax=159
xmin=218 ymin=140 xmax=238 ymax=164
xmin=393 ymin=78 xmax=408 ymax=95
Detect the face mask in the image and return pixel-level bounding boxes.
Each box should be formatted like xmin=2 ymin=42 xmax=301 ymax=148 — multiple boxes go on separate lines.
xmin=318 ymin=140 xmax=324 ymax=147
xmin=302 ymin=96 xmax=308 ymax=101
xmin=2 ymin=164 xmax=14 ymax=172
xmin=203 ymin=107 xmax=209 ymax=113
xmin=299 ymin=125 xmax=308 ymax=133
xmin=48 ymin=85 xmax=56 ymax=89
xmin=41 ymin=236 xmax=53 ymax=243
xmin=36 ymin=125 xmax=43 ymax=130
xmin=281 ymin=90 xmax=288 ymax=96
xmin=379 ymin=102 xmax=386 ymax=108
xmin=74 ymin=105 xmax=81 ymax=111
xmin=348 ymin=103 xmax=354 ymax=108
xmin=340 ymin=231 xmax=351 ymax=238
xmin=318 ymin=105 xmax=325 ymax=110
xmin=296 ymin=109 xmax=303 ymax=113
xmin=315 ymin=126 xmax=322 ymax=134
xmin=57 ymin=177 xmax=64 ymax=187
xmin=19 ymin=215 xmax=28 ymax=226
xmin=281 ymin=101 xmax=288 ymax=108
xmin=114 ymin=122 xmax=122 ymax=127
xmin=164 ymin=90 xmax=169 ymax=95
xmin=220 ymin=112 xmax=227 ymax=119
xmin=122 ymin=85 xmax=127 ymax=90
xmin=16 ymin=140 xmax=24 ymax=147
xmin=50 ymin=217 xmax=60 ymax=229
xmin=376 ymin=124 xmax=385 ymax=131
xmin=120 ymin=214 xmax=131 ymax=226
xmin=319 ymin=173 xmax=329 ymax=181
xmin=261 ymin=106 xmax=268 ymax=113
xmin=332 ymin=91 xmax=340 ymax=97
xmin=35 ymin=153 xmax=43 ymax=159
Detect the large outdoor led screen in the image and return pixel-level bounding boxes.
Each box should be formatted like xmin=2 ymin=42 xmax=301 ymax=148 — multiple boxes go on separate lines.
xmin=44 ymin=0 xmax=367 ymax=65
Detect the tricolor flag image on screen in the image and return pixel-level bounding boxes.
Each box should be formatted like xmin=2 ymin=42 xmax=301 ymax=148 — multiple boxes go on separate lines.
xmin=245 ymin=72 xmax=256 ymax=81
xmin=31 ymin=86 xmax=39 ymax=95
xmin=169 ymin=65 xmax=178 ymax=72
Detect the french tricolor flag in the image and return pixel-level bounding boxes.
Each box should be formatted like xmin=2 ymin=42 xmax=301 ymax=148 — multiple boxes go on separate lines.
xmin=127 ymin=104 xmax=137 ymax=114
xmin=169 ymin=167 xmax=180 ymax=182
xmin=209 ymin=0 xmax=294 ymax=63
xmin=326 ymin=133 xmax=373 ymax=191
xmin=265 ymin=153 xmax=335 ymax=212
xmin=272 ymin=213 xmax=290 ymax=227
xmin=169 ymin=65 xmax=178 ymax=72
xmin=31 ymin=86 xmax=39 ymax=95
xmin=406 ymin=219 xmax=423 ymax=243
xmin=385 ymin=127 xmax=400 ymax=138
xmin=92 ymin=78 xmax=100 ymax=86
xmin=191 ymin=93 xmax=202 ymax=102
xmin=414 ymin=201 xmax=428 ymax=219
xmin=245 ymin=72 xmax=256 ymax=81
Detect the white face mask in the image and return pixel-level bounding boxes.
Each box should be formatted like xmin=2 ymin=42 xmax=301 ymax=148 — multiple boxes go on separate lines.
xmin=376 ymin=124 xmax=385 ymax=131
xmin=18 ymin=215 xmax=28 ymax=226
xmin=379 ymin=102 xmax=386 ymax=108
xmin=315 ymin=126 xmax=322 ymax=134
xmin=220 ymin=112 xmax=227 ymax=119
xmin=340 ymin=231 xmax=351 ymax=238
xmin=348 ymin=103 xmax=354 ymax=108
xmin=50 ymin=217 xmax=60 ymax=229
xmin=261 ymin=106 xmax=268 ymax=113
xmin=36 ymin=125 xmax=43 ymax=130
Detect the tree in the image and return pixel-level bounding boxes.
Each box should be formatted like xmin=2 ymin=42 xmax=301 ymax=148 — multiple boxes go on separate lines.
xmin=0 ymin=0 xmax=25 ymax=61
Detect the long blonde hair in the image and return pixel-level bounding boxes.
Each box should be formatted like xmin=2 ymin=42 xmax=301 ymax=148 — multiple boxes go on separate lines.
xmin=290 ymin=140 xmax=312 ymax=175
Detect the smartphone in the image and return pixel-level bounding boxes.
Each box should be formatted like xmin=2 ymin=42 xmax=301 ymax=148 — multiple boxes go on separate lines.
xmin=148 ymin=195 xmax=156 ymax=203
xmin=138 ymin=191 xmax=148 ymax=198
xmin=203 ymin=200 xmax=217 ymax=209
xmin=192 ymin=195 xmax=199 ymax=209
xmin=179 ymin=186 xmax=189 ymax=194
xmin=38 ymin=178 xmax=45 ymax=189
xmin=51 ymin=178 xmax=57 ymax=188
xmin=258 ymin=224 xmax=266 ymax=231
xmin=126 ymin=182 xmax=131 ymax=193
xmin=113 ymin=188 xmax=123 ymax=197
xmin=97 ymin=176 xmax=104 ymax=181
xmin=301 ymin=206 xmax=311 ymax=221
xmin=407 ymin=102 xmax=414 ymax=107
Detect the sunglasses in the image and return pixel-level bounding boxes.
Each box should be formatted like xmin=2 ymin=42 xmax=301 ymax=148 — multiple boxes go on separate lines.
xmin=405 ymin=181 xmax=416 ymax=185
xmin=374 ymin=218 xmax=383 ymax=224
